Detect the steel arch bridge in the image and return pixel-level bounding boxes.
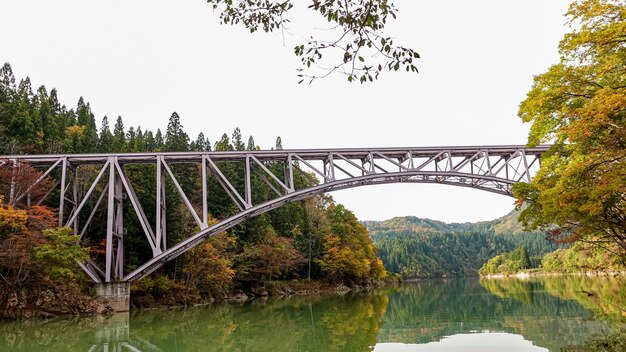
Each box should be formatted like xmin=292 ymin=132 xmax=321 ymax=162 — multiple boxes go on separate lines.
xmin=1 ymin=145 xmax=548 ymax=283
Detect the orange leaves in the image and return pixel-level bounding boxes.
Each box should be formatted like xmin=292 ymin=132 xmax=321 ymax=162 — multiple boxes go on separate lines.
xmin=236 ymin=234 xmax=304 ymax=281
xmin=183 ymin=232 xmax=236 ymax=294
xmin=0 ymin=201 xmax=28 ymax=236
xmin=0 ymin=161 xmax=55 ymax=207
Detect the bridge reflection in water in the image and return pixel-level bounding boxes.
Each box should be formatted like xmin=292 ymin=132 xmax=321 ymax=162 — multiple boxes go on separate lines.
xmin=0 ymin=276 xmax=621 ymax=352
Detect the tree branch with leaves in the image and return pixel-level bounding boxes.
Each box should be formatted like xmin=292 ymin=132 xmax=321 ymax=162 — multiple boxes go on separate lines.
xmin=207 ymin=0 xmax=418 ymax=83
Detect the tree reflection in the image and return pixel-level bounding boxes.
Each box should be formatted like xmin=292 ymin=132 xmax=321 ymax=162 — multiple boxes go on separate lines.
xmin=127 ymin=292 xmax=388 ymax=352
xmin=1 ymin=277 xmax=625 ymax=352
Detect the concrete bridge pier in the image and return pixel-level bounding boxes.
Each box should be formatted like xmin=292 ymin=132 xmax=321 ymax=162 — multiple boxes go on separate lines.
xmin=96 ymin=282 xmax=130 ymax=312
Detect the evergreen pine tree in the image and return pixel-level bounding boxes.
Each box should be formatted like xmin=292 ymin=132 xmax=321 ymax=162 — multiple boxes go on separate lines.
xmin=154 ymin=129 xmax=164 ymax=151
xmin=144 ymin=130 xmax=156 ymax=151
xmin=164 ymin=112 xmax=189 ymax=152
xmin=75 ymin=98 xmax=98 ymax=152
xmin=214 ymin=133 xmax=233 ymax=151
xmin=112 ymin=116 xmax=126 ymax=152
xmin=127 ymin=126 xmax=137 ymax=152
xmin=247 ymin=136 xmax=256 ymax=151
xmin=98 ymin=116 xmax=113 ymax=152
xmin=192 ymin=132 xmax=208 ymax=151
xmin=232 ymin=127 xmax=245 ymax=151
xmin=135 ymin=127 xmax=146 ymax=152
xmin=275 ymin=136 xmax=283 ymax=150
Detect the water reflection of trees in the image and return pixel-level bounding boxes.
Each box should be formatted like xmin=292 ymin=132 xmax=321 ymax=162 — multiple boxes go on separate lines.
xmin=0 ymin=315 xmax=115 ymax=351
xmin=128 ymin=293 xmax=388 ymax=352
xmin=540 ymin=276 xmax=626 ymax=324
xmin=479 ymin=276 xmax=626 ymax=325
xmin=0 ymin=293 xmax=389 ymax=352
xmin=380 ymin=278 xmax=612 ymax=351
xmin=1 ymin=277 xmax=624 ymax=352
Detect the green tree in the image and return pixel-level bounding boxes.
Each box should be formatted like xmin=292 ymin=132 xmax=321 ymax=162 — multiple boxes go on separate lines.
xmin=231 ymin=127 xmax=244 ymax=151
xmin=513 ymin=0 xmax=626 ymax=258
xmin=191 ymin=132 xmax=210 ymax=151
xmin=246 ymin=136 xmax=256 ymax=151
xmin=164 ymin=112 xmax=189 ymax=152
xmin=275 ymin=136 xmax=283 ymax=150
xmin=75 ymin=97 xmax=98 ymax=152
xmin=479 ymin=246 xmax=532 ymax=276
xmin=206 ymin=0 xmax=418 ymax=83
xmin=33 ymin=227 xmax=89 ymax=285
xmin=112 ymin=115 xmax=126 ymax=152
xmin=98 ymin=116 xmax=113 ymax=152
xmin=154 ymin=129 xmax=164 ymax=151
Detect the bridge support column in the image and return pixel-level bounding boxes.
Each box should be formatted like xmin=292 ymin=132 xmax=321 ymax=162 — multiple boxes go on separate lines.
xmin=96 ymin=282 xmax=130 ymax=312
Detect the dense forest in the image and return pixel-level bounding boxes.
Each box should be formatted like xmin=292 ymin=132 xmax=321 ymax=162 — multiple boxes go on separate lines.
xmin=0 ymin=62 xmax=388 ymax=315
xmin=364 ymin=211 xmax=557 ymax=278
xmin=479 ymin=241 xmax=626 ymax=276
xmin=478 ymin=246 xmax=531 ymax=275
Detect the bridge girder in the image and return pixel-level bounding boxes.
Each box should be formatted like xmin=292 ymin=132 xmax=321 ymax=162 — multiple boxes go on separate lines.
xmin=0 ymin=145 xmax=548 ymax=283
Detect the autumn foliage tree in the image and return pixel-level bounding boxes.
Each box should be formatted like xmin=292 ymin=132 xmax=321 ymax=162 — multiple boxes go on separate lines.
xmin=513 ymin=0 xmax=626 ymax=258
xmin=0 ymin=169 xmax=87 ymax=288
xmin=236 ymin=229 xmax=305 ymax=281
xmin=182 ymin=231 xmax=236 ymax=295
xmin=0 ymin=201 xmax=79 ymax=287
xmin=317 ymin=204 xmax=386 ymax=281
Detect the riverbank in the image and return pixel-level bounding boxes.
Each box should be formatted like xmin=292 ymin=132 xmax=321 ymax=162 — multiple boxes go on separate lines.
xmin=480 ymin=270 xmax=626 ymax=279
xmin=0 ymin=276 xmax=401 ymax=320
xmin=0 ymin=283 xmax=111 ymax=320
xmin=130 ymin=276 xmax=402 ymax=310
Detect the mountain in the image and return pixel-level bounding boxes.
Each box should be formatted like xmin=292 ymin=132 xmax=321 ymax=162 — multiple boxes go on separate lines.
xmin=364 ymin=210 xmax=557 ymax=278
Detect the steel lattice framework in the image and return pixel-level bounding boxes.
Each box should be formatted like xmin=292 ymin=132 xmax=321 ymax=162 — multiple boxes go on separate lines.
xmin=0 ymin=145 xmax=549 ymax=282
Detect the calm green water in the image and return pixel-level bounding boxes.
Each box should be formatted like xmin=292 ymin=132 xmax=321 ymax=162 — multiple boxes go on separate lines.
xmin=1 ymin=276 xmax=625 ymax=351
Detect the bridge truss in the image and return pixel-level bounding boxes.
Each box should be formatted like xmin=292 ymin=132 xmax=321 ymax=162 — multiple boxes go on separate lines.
xmin=0 ymin=145 xmax=548 ymax=283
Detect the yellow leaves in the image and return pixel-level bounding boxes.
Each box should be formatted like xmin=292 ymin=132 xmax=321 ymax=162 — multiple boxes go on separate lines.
xmin=516 ymin=1 xmax=626 ymax=251
xmin=65 ymin=125 xmax=85 ymax=138
xmin=0 ymin=201 xmax=28 ymax=235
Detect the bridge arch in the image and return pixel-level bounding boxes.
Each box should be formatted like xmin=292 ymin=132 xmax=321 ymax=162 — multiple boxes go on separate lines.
xmin=1 ymin=145 xmax=548 ymax=283
xmin=122 ymin=170 xmax=523 ymax=281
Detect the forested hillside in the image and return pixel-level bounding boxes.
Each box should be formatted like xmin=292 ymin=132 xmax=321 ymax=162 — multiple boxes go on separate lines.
xmin=0 ymin=63 xmax=388 ymax=314
xmin=364 ymin=211 xmax=557 ymax=278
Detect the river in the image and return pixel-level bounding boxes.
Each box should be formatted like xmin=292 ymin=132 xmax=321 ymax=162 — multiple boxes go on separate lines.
xmin=1 ymin=276 xmax=624 ymax=351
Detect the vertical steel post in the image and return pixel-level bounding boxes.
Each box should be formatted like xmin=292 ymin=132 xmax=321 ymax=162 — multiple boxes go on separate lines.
xmin=9 ymin=159 xmax=16 ymax=204
xmin=521 ymin=150 xmax=531 ymax=182
xmin=105 ymin=158 xmax=115 ymax=282
xmin=72 ymin=167 xmax=79 ymax=235
xmin=245 ymin=155 xmax=251 ymax=206
xmin=156 ymin=156 xmax=162 ymax=252
xmin=285 ymin=155 xmax=294 ymax=192
xmin=114 ymin=167 xmax=124 ymax=281
xmin=202 ymin=156 xmax=208 ymax=227
xmin=155 ymin=156 xmax=167 ymax=252
xmin=323 ymin=155 xmax=335 ymax=182
xmin=59 ymin=158 xmax=68 ymax=227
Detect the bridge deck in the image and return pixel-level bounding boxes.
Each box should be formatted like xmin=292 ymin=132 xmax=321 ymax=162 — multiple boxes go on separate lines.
xmin=1 ymin=145 xmax=550 ymax=166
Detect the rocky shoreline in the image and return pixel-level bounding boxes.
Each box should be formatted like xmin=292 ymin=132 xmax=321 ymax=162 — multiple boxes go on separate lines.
xmin=0 ymin=284 xmax=112 ymax=320
xmin=130 ymin=278 xmax=400 ymax=310
xmin=1 ymin=277 xmax=400 ymax=320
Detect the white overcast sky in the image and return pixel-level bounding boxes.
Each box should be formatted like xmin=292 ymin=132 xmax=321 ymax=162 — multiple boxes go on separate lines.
xmin=1 ymin=0 xmax=569 ymax=223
